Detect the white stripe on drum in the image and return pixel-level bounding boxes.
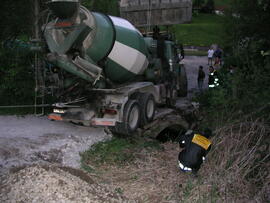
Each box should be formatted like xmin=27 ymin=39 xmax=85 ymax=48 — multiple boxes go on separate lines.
xmin=109 ymin=16 xmax=140 ymax=33
xmin=108 ymin=41 xmax=149 ymax=75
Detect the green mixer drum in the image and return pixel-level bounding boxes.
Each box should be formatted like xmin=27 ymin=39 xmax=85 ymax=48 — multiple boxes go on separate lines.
xmin=104 ymin=16 xmax=149 ymax=83
xmin=84 ymin=11 xmax=149 ymax=83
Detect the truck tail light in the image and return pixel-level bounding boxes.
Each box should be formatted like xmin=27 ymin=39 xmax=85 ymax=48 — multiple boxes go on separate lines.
xmin=91 ymin=120 xmax=115 ymax=126
xmin=104 ymin=109 xmax=117 ymax=115
xmin=48 ymin=114 xmax=63 ymax=121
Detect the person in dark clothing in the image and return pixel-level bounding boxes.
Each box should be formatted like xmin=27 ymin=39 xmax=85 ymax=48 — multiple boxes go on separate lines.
xmin=178 ymin=43 xmax=185 ymax=61
xmin=208 ymin=66 xmax=219 ymax=88
xmin=178 ymin=129 xmax=213 ymax=174
xmin=213 ymin=48 xmax=222 ymax=65
xmin=197 ymin=66 xmax=205 ymax=92
xmin=153 ymin=26 xmax=160 ymax=40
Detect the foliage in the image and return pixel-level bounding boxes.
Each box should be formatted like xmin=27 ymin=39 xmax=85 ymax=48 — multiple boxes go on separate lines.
xmin=193 ymin=0 xmax=216 ymax=13
xmin=198 ymin=0 xmax=270 ymax=121
xmin=225 ymin=0 xmax=270 ymax=47
xmin=0 ymin=48 xmax=35 ymax=106
xmin=193 ymin=0 xmax=231 ymax=8
xmin=172 ymin=13 xmax=225 ymax=46
xmin=0 ymin=0 xmax=33 ymax=41
xmin=222 ymin=0 xmax=270 ymax=110
xmin=0 ymin=0 xmax=39 ymax=112
xmin=201 ymin=0 xmax=215 ymax=13
xmin=214 ymin=0 xmax=231 ymax=7
xmin=193 ymin=0 xmax=205 ymax=8
xmin=81 ymin=0 xmax=119 ymax=16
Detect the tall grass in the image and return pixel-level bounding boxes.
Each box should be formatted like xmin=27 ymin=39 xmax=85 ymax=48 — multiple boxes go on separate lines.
xmin=185 ymin=118 xmax=270 ymax=202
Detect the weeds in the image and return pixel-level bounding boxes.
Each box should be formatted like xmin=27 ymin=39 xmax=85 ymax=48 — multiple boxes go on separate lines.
xmin=187 ymin=119 xmax=270 ymax=202
xmin=183 ymin=179 xmax=194 ymax=200
xmin=80 ymin=108 xmax=269 ymax=202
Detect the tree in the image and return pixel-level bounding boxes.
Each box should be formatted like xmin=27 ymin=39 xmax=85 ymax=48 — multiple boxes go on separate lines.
xmin=0 ymin=0 xmax=36 ymax=41
xmin=223 ymin=0 xmax=270 ymax=108
xmin=204 ymin=0 xmax=215 ymax=13
xmin=81 ymin=0 xmax=120 ymax=16
xmin=193 ymin=0 xmax=205 ymax=8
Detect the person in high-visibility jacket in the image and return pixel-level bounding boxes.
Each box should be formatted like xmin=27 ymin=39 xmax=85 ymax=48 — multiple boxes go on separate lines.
xmin=208 ymin=66 xmax=219 ymax=88
xmin=178 ymin=129 xmax=213 ymax=174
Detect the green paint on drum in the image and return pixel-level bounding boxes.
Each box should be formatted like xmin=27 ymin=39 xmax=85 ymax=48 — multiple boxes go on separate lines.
xmin=105 ymin=59 xmax=136 ymax=83
xmin=86 ymin=12 xmax=115 ymax=62
xmin=81 ymin=10 xmax=149 ymax=83
xmin=102 ymin=16 xmax=149 ymax=82
xmin=114 ymin=25 xmax=148 ymax=57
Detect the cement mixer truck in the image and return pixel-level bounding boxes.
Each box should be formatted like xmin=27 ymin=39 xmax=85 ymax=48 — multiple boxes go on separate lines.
xmin=41 ymin=0 xmax=187 ymax=135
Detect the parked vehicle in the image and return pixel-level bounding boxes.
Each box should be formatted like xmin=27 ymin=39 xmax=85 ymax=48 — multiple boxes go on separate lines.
xmin=42 ymin=0 xmax=187 ymax=135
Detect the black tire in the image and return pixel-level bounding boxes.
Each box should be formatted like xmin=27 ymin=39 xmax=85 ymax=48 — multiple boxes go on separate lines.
xmin=136 ymin=93 xmax=156 ymax=127
xmin=178 ymin=65 xmax=188 ymax=97
xmin=109 ymin=99 xmax=140 ymax=136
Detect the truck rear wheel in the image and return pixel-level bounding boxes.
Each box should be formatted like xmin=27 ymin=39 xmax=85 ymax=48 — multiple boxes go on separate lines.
xmin=110 ymin=99 xmax=140 ymax=135
xmin=137 ymin=93 xmax=156 ymax=127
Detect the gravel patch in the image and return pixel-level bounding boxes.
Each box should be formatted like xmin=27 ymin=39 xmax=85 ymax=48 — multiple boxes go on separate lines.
xmin=0 ymin=165 xmax=133 ymax=203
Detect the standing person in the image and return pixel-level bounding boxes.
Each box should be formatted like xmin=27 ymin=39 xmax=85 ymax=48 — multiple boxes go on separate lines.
xmin=208 ymin=66 xmax=219 ymax=88
xmin=178 ymin=43 xmax=185 ymax=62
xmin=213 ymin=48 xmax=222 ymax=65
xmin=197 ymin=66 xmax=205 ymax=92
xmin=207 ymin=47 xmax=214 ymax=65
xmin=178 ymin=129 xmax=213 ymax=174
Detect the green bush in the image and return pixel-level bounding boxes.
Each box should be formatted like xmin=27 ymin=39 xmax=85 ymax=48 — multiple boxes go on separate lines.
xmin=0 ymin=48 xmax=35 ymax=106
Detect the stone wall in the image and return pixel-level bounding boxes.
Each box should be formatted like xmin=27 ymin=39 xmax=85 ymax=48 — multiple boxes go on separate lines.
xmin=120 ymin=0 xmax=192 ymax=27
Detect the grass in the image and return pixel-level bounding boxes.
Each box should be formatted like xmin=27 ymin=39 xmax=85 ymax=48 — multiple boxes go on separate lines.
xmin=81 ymin=136 xmax=162 ymax=167
xmin=79 ymin=115 xmax=269 ymax=202
xmin=173 ymin=13 xmax=225 ymax=47
xmin=185 ymin=50 xmax=207 ymax=56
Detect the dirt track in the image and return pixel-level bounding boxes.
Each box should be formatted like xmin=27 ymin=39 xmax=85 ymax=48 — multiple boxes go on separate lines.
xmin=0 ymin=56 xmax=208 ymax=176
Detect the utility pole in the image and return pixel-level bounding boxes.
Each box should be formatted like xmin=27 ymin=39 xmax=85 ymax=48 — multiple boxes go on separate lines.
xmin=33 ymin=0 xmax=45 ymax=115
